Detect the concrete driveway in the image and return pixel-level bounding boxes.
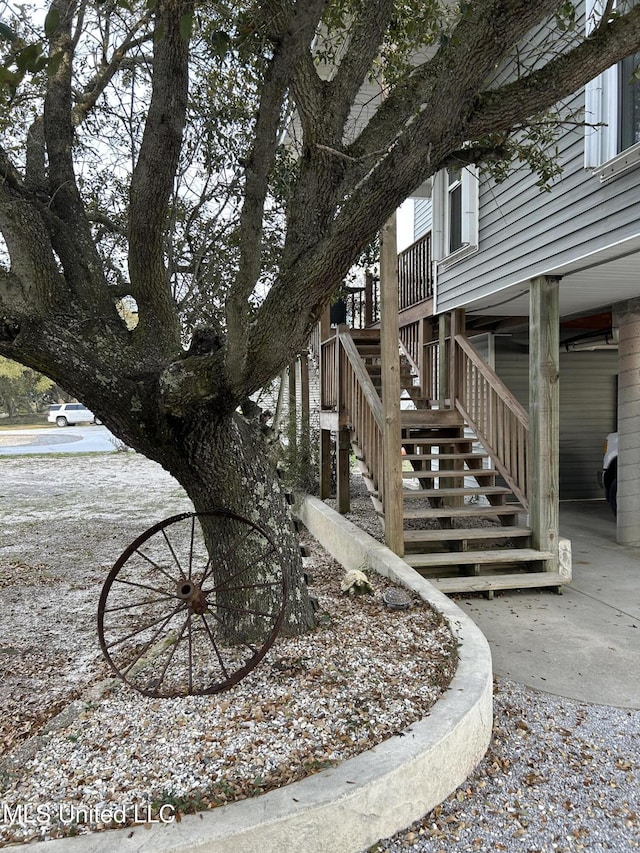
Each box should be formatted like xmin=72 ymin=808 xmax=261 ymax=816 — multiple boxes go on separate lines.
xmin=459 ymin=500 xmax=640 ymax=709
xmin=0 ymin=425 xmax=119 ymax=455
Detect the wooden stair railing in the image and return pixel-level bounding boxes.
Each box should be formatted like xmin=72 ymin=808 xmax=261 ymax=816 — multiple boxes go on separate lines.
xmin=336 ymin=332 xmax=386 ymax=507
xmin=320 ymin=334 xmax=337 ymax=410
xmin=317 ymin=326 xmax=569 ymax=594
xmin=453 ymin=334 xmax=529 ymax=509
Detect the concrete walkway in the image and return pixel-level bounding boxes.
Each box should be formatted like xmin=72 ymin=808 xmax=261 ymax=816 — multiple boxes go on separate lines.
xmin=459 ymin=499 xmax=640 ymax=709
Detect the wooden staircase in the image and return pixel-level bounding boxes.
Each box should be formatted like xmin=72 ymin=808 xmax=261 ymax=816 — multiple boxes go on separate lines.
xmin=331 ymin=328 xmax=568 ymax=597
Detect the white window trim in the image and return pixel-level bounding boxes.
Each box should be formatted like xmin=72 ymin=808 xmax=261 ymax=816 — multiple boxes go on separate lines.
xmin=432 ymin=165 xmax=479 ymax=271
xmin=584 ymin=0 xmax=640 ymax=180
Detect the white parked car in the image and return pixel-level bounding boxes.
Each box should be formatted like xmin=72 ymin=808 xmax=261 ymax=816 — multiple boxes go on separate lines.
xmin=48 ymin=403 xmax=101 ymax=427
xmin=599 ymin=431 xmax=618 ymax=515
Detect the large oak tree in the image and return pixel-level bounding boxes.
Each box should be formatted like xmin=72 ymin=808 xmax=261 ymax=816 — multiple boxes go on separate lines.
xmin=1 ymin=0 xmax=640 ymax=632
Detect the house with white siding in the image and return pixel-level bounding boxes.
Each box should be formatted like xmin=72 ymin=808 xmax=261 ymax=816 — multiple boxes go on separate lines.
xmin=316 ymin=1 xmax=640 ymax=594
xmin=394 ymin=3 xmax=640 ymax=547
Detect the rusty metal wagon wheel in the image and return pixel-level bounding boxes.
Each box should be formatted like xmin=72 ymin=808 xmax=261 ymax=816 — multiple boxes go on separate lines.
xmin=97 ymin=510 xmax=288 ymax=698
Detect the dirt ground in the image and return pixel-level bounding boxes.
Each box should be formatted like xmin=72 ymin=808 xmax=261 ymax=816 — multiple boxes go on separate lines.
xmin=0 ymin=452 xmax=194 ymax=756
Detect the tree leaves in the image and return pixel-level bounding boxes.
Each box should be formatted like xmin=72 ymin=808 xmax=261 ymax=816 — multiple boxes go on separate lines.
xmin=0 ymin=21 xmax=17 ymax=43
xmin=0 ymin=13 xmax=61 ymax=96
xmin=43 ymin=9 xmax=61 ymax=39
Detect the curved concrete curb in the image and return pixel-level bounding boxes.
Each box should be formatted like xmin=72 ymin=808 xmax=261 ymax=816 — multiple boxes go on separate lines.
xmin=22 ymin=496 xmax=492 ymax=853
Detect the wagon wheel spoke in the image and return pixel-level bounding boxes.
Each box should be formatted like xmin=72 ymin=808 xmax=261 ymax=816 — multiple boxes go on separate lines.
xmin=203 ymin=606 xmax=261 ymax=657
xmin=98 ymin=510 xmax=288 ymax=697
xmin=160 ymin=528 xmax=190 ymax=583
xmin=151 ymin=612 xmax=192 ymax=693
xmin=133 ymin=547 xmax=186 ymax=588
xmin=105 ymin=602 xmax=186 ymax=652
xmin=113 ymin=577 xmax=174 ymax=597
xmin=102 ymin=593 xmax=176 ymax=614
xmin=199 ymin=612 xmax=232 ymax=681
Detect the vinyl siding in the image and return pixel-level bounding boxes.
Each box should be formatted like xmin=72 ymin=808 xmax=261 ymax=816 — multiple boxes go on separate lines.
xmin=414 ymin=198 xmax=433 ymax=239
xmin=430 ymin=4 xmax=640 ymax=313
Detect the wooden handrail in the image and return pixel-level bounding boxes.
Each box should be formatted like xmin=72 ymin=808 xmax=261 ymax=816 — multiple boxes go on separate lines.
xmin=338 ymin=332 xmax=384 ymax=430
xmin=455 ymin=335 xmax=528 ymax=426
xmin=320 ymin=329 xmax=386 ymax=506
xmin=453 ymin=333 xmax=529 ymax=508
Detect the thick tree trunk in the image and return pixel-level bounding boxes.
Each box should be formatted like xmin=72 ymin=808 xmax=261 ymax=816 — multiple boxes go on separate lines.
xmin=159 ymin=410 xmax=317 ymax=636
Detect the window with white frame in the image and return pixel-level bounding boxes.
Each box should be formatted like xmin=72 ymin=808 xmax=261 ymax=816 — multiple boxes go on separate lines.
xmin=433 ymin=164 xmax=479 ymax=266
xmin=584 ymin=1 xmax=640 ymax=179
xmin=619 ymin=51 xmax=640 ymax=149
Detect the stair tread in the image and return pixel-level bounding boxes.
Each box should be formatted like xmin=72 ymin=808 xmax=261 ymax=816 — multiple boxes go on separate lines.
xmin=402 ymin=453 xmax=488 ymax=461
xmin=431 ymin=572 xmax=567 ymax=593
xmin=349 ymin=329 xmax=381 ymax=339
xmin=401 ymin=506 xmax=523 ymax=520
xmin=404 ymin=527 xmax=532 ymax=543
xmin=405 ymin=548 xmax=553 ymax=568
xmin=402 ymin=469 xmax=499 ymax=479
xmin=402 ymin=486 xmax=511 ymax=498
xmin=400 ymin=436 xmax=477 ymax=444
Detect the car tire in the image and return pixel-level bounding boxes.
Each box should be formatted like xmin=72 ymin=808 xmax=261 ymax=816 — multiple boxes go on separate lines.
xmin=607 ymin=477 xmax=617 ymax=517
xmin=56 ymin=416 xmax=68 ymax=427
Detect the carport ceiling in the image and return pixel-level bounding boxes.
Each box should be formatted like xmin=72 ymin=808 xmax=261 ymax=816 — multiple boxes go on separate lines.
xmin=466 ymin=242 xmax=640 ymax=319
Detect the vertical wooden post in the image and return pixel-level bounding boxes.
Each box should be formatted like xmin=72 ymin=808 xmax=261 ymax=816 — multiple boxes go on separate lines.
xmin=529 ymin=276 xmax=560 ymax=570
xmin=320 ymin=304 xmax=331 ymax=342
xmin=438 ymin=313 xmax=450 ymax=408
xmin=365 ymin=272 xmax=374 ymax=328
xmin=380 ymin=213 xmax=404 ymax=556
xmin=336 ymin=427 xmax=351 ymax=514
xmin=613 ymin=298 xmax=640 ymax=546
xmin=335 ymin=325 xmax=351 ymax=513
xmin=448 ymin=308 xmax=465 ymax=409
xmin=287 ymin=359 xmax=297 ymax=456
xmin=319 ymin=428 xmax=332 ymax=499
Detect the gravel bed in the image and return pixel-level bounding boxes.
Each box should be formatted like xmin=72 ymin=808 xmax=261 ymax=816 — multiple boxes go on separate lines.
xmin=0 ymin=454 xmax=457 ymax=846
xmin=369 ymin=678 xmax=640 ymax=853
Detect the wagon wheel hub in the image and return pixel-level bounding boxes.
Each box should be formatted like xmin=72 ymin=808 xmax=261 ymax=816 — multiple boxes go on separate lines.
xmin=177 ymin=579 xmax=209 ymax=615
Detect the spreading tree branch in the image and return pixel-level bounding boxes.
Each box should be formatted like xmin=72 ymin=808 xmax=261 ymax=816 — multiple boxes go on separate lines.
xmin=43 ymin=0 xmax=114 ymax=305
xmin=341 ymin=0 xmax=561 ymax=189
xmin=466 ymin=4 xmax=640 ymax=139
xmin=321 ymin=0 xmax=395 ymax=137
xmin=225 ymin=0 xmax=326 ymax=387
xmin=243 ymin=0 xmax=640 ymax=392
xmin=72 ymin=20 xmax=154 ymax=126
xmin=128 ymin=0 xmax=192 ymax=354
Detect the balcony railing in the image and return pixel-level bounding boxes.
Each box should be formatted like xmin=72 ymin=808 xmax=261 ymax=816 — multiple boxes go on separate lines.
xmin=398 ymin=232 xmax=432 ymax=311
